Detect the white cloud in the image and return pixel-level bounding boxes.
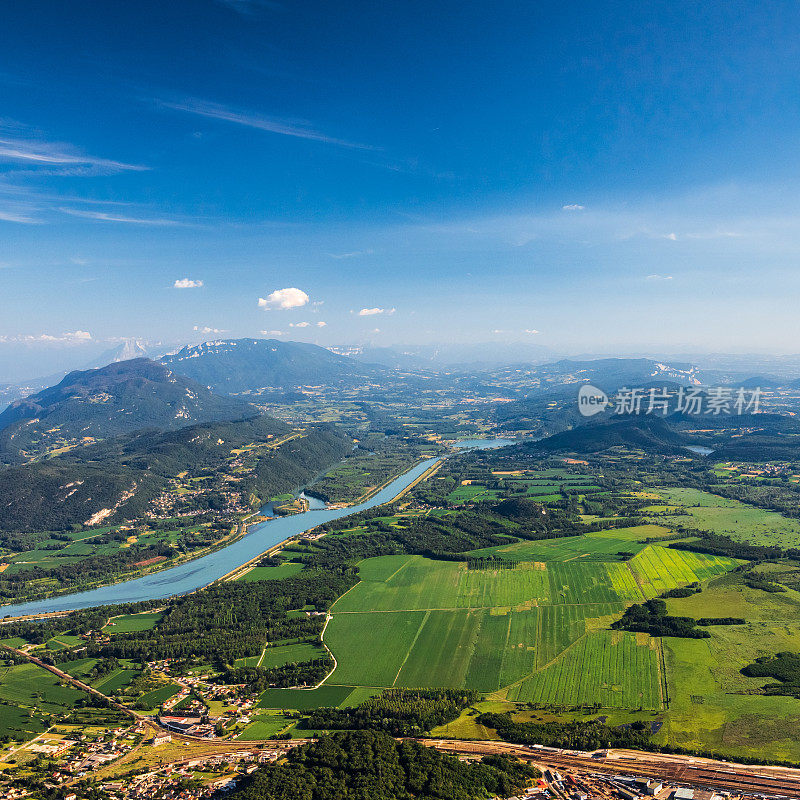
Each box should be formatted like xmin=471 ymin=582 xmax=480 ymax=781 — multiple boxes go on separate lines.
xmin=0 ymin=330 xmax=92 ymax=345
xmin=193 ymin=325 xmax=226 ymax=334
xmin=260 ymin=329 xmax=284 ymax=336
xmin=523 ymin=329 xmax=540 ymax=334
xmin=327 ymin=249 xmax=374 ymax=259
xmin=0 ymin=207 xmax=39 ymax=224
xmin=159 ymin=98 xmax=373 ymax=151
xmin=289 ymin=321 xmax=311 ymax=328
xmin=0 ymin=137 xmax=147 ymax=172
xmin=358 ymin=307 xmax=395 ymax=316
xmin=60 ymin=208 xmax=181 ymax=226
xmin=316 ymin=321 xmax=327 ymax=327
xmin=664 ymin=232 xmax=677 ymax=240
xmin=371 ymin=328 xmax=381 ymax=334
xmin=258 ymin=287 xmax=310 ymax=310
xmin=646 ymin=274 xmax=674 ymax=281
xmin=562 ymin=204 xmax=585 ymax=211
xmin=175 ymin=278 xmax=204 ymax=289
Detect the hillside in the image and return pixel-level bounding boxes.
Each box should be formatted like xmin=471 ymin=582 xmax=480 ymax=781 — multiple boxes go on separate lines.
xmin=0 ymin=416 xmax=351 ymax=532
xmin=0 ymin=359 xmax=253 ymax=464
xmin=530 ymin=414 xmax=689 ymax=455
xmin=160 ymin=338 xmax=381 ymax=394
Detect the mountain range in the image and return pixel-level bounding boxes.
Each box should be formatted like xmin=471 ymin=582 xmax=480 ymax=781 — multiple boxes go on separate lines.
xmin=0 ymin=359 xmax=253 ymax=464
xmin=160 ymin=338 xmax=381 ymax=394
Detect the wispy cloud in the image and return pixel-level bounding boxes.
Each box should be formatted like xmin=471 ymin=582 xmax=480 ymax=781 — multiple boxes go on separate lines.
xmin=0 ymin=330 xmax=92 ymax=345
xmin=59 ymin=207 xmax=182 ymax=226
xmin=562 ymin=204 xmax=585 ymax=211
xmin=0 ymin=206 xmax=39 ymax=224
xmin=327 ymin=249 xmax=374 ymax=259
xmin=357 ymin=307 xmax=395 ymax=316
xmin=0 ymin=137 xmax=147 ymax=172
xmin=193 ymin=325 xmax=226 ymax=333
xmin=176 ymin=278 xmax=204 ymax=289
xmin=646 ymin=274 xmax=674 ymax=281
xmin=158 ymin=98 xmax=375 ymax=151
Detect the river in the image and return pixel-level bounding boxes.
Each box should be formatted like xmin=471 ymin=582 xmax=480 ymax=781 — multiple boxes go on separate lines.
xmin=0 ymin=438 xmax=516 ymax=618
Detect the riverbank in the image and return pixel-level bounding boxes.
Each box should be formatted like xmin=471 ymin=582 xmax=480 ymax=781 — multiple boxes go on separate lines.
xmin=0 ymin=438 xmax=516 ymax=620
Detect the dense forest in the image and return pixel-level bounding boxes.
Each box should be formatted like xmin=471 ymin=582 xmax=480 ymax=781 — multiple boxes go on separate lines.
xmin=229 ymin=730 xmax=538 ymax=800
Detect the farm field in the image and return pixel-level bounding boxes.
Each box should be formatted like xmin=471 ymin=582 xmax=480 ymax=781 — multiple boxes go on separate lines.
xmin=628 ymin=546 xmax=739 ymax=599
xmin=257 ymin=684 xmax=365 ymax=710
xmin=235 ymin=562 xmax=305 ymax=582
xmin=654 ymin=621 xmax=800 ymax=762
xmin=257 ymin=642 xmax=327 ymax=669
xmin=325 ymin=542 xmax=737 ymax=703
xmin=507 ymin=630 xmax=663 ymax=710
xmin=237 ymin=712 xmax=295 ymax=740
xmin=136 ymin=684 xmax=182 ymax=710
xmin=446 ymin=469 xmax=601 ymax=506
xmin=0 ymin=662 xmax=84 ymax=716
xmin=103 ymin=612 xmax=163 ymax=633
xmin=646 ymin=487 xmax=800 ymax=548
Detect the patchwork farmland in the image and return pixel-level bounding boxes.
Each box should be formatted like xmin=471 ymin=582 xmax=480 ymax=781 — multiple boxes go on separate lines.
xmin=324 ymin=542 xmax=737 ymax=710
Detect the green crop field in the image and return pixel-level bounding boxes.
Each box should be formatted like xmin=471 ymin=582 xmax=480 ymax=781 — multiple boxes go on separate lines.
xmin=647 ymin=487 xmax=800 ymax=548
xmin=103 ymin=612 xmax=164 ymax=633
xmin=257 ymin=684 xmax=359 ymax=710
xmin=0 ymin=662 xmax=84 ymax=714
xmin=508 ymin=630 xmax=662 ymax=710
xmin=655 ymin=621 xmax=800 ymax=762
xmin=237 ymin=712 xmax=295 ymax=739
xmin=137 ymin=684 xmax=182 ymax=709
xmin=93 ymin=668 xmax=140 ymax=694
xmin=257 ymin=642 xmax=327 ymax=669
xmin=236 ymin=562 xmax=305 ymax=581
xmin=325 ymin=536 xmax=738 ymax=710
xmin=629 ymin=546 xmax=738 ymax=599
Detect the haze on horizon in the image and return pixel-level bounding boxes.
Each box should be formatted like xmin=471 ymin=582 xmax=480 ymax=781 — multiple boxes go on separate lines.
xmin=3 ymin=0 xmax=800 ymax=382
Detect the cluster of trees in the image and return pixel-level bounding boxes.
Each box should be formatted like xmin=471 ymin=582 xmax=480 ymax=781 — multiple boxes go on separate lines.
xmin=742 ymin=652 xmax=800 ymax=697
xmin=477 ymin=712 xmax=654 ymax=750
xmin=745 ymin=578 xmax=786 ymax=593
xmin=611 ymin=599 xmax=710 ymax=639
xmin=305 ymin=689 xmax=479 ymax=736
xmin=230 ymin=730 xmax=538 ymax=800
xmin=661 ymin=582 xmax=701 ymax=599
xmin=696 ymin=617 xmax=746 ymax=626
xmin=217 ymin=659 xmax=332 ymax=691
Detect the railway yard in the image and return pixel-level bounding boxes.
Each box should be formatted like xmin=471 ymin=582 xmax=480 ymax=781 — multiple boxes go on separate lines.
xmin=422 ymin=740 xmax=800 ymax=800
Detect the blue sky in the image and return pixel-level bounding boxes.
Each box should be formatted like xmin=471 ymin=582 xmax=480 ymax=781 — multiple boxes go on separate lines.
xmin=2 ymin=0 xmax=800 ymax=379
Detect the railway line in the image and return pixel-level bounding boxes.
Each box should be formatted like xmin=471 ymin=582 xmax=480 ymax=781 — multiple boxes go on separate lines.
xmin=421 ymin=740 xmax=800 ymax=798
